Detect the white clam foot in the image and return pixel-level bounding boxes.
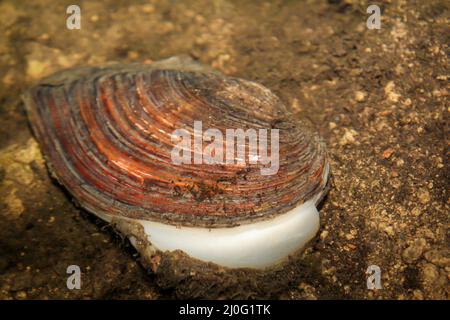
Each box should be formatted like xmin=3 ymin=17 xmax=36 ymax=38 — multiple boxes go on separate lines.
xmin=96 ymin=197 xmax=320 ymax=269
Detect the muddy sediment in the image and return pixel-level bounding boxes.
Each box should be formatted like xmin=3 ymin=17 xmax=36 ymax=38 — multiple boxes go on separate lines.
xmin=0 ymin=0 xmax=448 ymax=299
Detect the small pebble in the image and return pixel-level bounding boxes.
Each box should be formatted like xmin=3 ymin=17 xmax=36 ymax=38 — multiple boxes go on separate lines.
xmin=417 ymin=188 xmax=430 ymax=204
xmin=381 ymin=148 xmax=395 ymax=159
xmin=355 ymin=91 xmax=366 ymax=102
xmin=402 ymin=238 xmax=427 ymax=263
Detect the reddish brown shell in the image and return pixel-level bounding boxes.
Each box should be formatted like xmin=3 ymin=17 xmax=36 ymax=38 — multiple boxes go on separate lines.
xmin=23 ymin=57 xmax=329 ymax=227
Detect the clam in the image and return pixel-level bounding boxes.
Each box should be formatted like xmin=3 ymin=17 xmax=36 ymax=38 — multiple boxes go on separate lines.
xmin=23 ymin=56 xmax=329 ymax=274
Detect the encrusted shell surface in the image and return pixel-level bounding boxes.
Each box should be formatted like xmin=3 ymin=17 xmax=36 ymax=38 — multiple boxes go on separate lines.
xmin=23 ymin=57 xmax=329 ymax=228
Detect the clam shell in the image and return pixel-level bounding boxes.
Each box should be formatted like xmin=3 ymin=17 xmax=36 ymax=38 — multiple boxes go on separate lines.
xmin=23 ymin=57 xmax=329 ymax=228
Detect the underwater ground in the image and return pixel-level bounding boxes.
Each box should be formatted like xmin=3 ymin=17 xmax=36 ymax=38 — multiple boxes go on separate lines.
xmin=0 ymin=0 xmax=448 ymax=299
